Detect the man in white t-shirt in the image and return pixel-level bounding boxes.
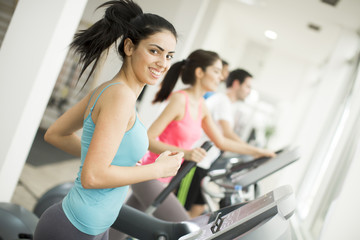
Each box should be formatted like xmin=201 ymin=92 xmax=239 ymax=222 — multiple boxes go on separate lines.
xmin=180 ymin=69 xmax=259 ymax=217
xmin=198 ymin=69 xmax=254 ymax=169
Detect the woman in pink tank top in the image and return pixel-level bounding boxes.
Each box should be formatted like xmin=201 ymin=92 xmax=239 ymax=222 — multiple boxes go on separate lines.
xmin=142 ymin=50 xmax=224 ymax=172
xmin=141 ymin=89 xmax=203 ymax=183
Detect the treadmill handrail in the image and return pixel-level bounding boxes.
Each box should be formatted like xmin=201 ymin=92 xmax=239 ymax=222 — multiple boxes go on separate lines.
xmin=209 ymin=156 xmax=272 ymax=181
xmin=148 ymin=160 xmax=196 ymax=210
xmin=209 ymin=147 xmax=299 ymax=183
xmin=145 ymin=141 xmax=213 ymax=215
xmin=230 ymin=148 xmax=300 ymax=187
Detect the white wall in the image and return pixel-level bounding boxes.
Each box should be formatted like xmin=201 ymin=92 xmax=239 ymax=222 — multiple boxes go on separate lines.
xmin=0 ymin=0 xmax=87 ymax=201
xmin=319 ymin=115 xmax=360 ymax=240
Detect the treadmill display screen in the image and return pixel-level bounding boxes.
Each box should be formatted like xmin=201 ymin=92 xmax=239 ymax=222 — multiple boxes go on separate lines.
xmin=194 ymin=191 xmax=276 ymax=239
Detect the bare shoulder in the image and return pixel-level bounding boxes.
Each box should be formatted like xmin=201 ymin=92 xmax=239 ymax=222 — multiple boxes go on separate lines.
xmin=97 ymin=83 xmax=137 ymax=113
xmin=167 ymin=91 xmax=186 ymax=106
xmin=160 ymin=91 xmax=187 ymax=121
xmin=108 ymin=83 xmax=136 ymax=100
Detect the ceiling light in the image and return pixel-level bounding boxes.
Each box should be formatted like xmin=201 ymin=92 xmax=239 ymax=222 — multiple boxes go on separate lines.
xmin=264 ymin=30 xmax=277 ymax=40
xmin=237 ymin=0 xmax=267 ymax=6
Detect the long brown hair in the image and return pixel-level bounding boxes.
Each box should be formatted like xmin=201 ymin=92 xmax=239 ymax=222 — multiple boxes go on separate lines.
xmin=70 ymin=0 xmax=177 ymax=88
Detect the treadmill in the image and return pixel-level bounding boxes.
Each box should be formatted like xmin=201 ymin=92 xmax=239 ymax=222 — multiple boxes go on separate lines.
xmin=201 ymin=147 xmax=300 ymax=210
xmin=112 ymin=184 xmax=296 ymax=240
xmin=111 ymin=146 xmax=299 ymax=239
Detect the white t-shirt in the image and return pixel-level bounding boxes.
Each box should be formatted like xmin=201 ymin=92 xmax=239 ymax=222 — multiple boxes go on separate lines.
xmin=196 ymin=92 xmax=234 ymax=169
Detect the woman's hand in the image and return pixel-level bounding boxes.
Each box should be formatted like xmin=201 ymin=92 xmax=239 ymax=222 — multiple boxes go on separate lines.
xmin=184 ymin=147 xmax=207 ymax=163
xmin=154 ymin=151 xmax=184 ymax=178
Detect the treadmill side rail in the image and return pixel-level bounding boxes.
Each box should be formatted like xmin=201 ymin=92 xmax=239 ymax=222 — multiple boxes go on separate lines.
xmin=230 ymin=148 xmax=301 ymax=187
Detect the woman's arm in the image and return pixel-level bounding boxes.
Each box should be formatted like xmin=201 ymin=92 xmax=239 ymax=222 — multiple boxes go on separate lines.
xmin=202 ymin=105 xmax=275 ymax=159
xmin=80 ymin=85 xmax=182 ymax=189
xmin=147 ymin=92 xmax=206 ymax=162
xmin=147 ymin=92 xmax=185 ymax=154
xmin=44 ymin=91 xmax=92 ymax=157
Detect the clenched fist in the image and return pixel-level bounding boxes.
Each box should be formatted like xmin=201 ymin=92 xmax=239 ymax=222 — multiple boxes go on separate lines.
xmin=155 ymin=151 xmax=184 ymax=178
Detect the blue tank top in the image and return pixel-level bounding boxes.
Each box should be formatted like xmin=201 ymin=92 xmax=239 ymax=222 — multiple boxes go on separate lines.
xmin=62 ymin=83 xmax=149 ymax=235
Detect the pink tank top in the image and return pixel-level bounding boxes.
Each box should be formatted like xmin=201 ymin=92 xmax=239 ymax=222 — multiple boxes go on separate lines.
xmin=141 ymin=90 xmax=203 ymax=183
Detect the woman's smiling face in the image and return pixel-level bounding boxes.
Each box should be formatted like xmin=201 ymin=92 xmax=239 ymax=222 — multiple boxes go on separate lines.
xmin=128 ymin=30 xmax=177 ymax=85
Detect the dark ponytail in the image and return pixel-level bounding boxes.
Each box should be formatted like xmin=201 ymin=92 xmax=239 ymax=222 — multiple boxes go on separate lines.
xmin=70 ymin=0 xmax=177 ymax=88
xmin=153 ymin=61 xmax=185 ymax=103
xmin=153 ymin=49 xmax=220 ymax=103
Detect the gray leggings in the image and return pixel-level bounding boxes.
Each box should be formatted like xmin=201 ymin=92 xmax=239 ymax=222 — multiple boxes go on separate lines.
xmin=126 ymin=179 xmax=190 ymax=221
xmin=34 ymin=201 xmax=109 ymax=240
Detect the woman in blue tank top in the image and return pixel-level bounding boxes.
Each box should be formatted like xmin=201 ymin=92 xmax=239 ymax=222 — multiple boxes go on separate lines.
xmin=34 ymin=1 xmax=183 ymax=239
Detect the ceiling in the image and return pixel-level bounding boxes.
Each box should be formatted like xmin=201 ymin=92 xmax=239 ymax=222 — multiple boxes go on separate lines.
xmin=217 ymin=0 xmax=360 ymax=65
